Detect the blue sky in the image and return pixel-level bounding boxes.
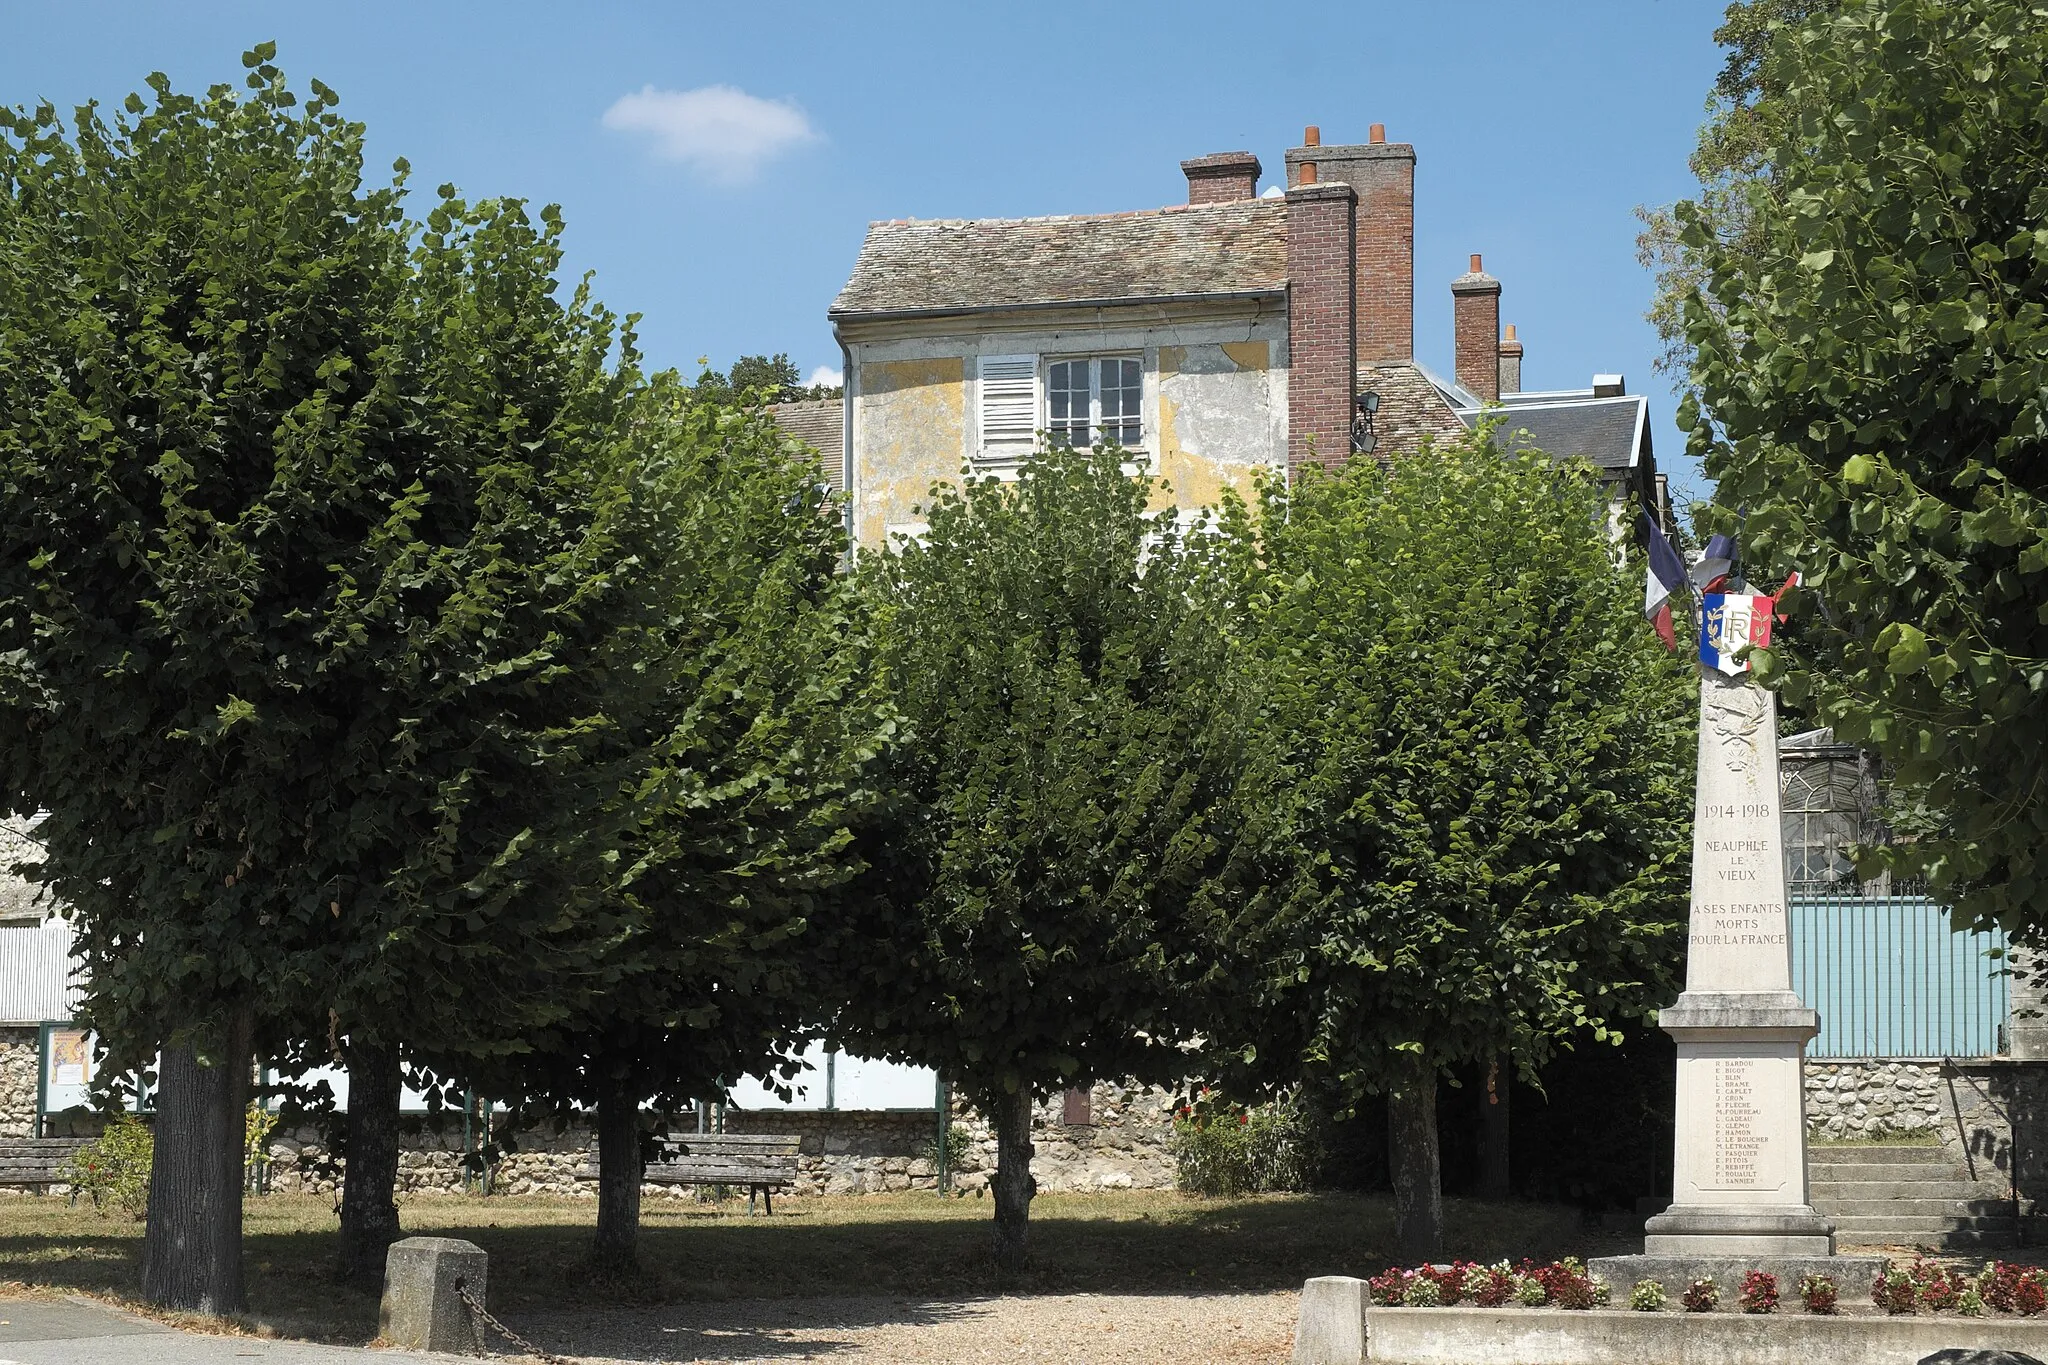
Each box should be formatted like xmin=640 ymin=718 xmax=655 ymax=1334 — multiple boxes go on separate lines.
xmin=0 ymin=1 xmax=1730 ymax=503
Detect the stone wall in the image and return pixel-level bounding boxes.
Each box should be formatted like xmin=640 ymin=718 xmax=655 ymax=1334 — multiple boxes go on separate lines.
xmin=949 ymin=1080 xmax=1178 ymax=1194
xmin=1804 ymin=1059 xmax=2026 ymax=1194
xmin=254 ymin=1078 xmax=1181 ymax=1200
xmin=0 ymin=1027 xmax=36 ymax=1139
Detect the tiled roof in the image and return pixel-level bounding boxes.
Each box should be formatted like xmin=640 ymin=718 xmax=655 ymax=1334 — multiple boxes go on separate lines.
xmin=771 ymin=397 xmax=845 ymax=492
xmin=1463 ymin=396 xmax=1649 ymax=472
xmin=829 ymin=200 xmax=1289 ymax=319
xmin=1359 ymin=362 xmax=1469 ymax=457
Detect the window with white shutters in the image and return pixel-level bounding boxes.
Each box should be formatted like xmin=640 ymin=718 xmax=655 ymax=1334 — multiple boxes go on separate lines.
xmin=978 ymin=355 xmax=1038 ymax=458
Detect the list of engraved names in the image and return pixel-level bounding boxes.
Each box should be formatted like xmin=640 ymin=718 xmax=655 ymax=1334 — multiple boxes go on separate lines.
xmin=1712 ymin=1058 xmax=1764 ymax=1187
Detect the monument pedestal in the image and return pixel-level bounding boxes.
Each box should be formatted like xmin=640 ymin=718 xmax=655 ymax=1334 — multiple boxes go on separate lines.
xmin=1646 ymin=989 xmax=1833 ymax=1255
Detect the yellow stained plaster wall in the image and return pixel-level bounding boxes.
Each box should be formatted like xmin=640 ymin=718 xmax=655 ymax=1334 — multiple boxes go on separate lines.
xmin=854 ymin=356 xmax=966 ymax=546
xmin=1152 ymin=340 xmax=1279 ymax=513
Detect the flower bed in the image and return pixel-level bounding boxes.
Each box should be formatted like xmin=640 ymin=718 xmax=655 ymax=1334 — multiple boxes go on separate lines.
xmin=1359 ymin=1256 xmax=2048 ymax=1318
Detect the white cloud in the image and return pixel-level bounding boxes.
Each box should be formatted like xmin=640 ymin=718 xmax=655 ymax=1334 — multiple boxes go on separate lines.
xmin=806 ymin=365 xmax=843 ymax=389
xmin=602 ymin=84 xmax=817 ymax=183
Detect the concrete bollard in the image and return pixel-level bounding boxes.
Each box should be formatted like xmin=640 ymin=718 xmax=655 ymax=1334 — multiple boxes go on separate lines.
xmin=378 ymin=1236 xmax=489 ymax=1355
xmin=1292 ymin=1275 xmax=1368 ymax=1365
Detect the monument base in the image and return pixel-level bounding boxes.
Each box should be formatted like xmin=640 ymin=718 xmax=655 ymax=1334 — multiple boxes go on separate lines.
xmin=1588 ymin=1252 xmax=1887 ymax=1302
xmin=1642 ymin=1202 xmax=1837 ymax=1256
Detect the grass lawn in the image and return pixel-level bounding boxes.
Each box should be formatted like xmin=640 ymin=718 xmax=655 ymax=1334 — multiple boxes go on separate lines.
xmin=0 ymin=1189 xmax=1638 ymax=1345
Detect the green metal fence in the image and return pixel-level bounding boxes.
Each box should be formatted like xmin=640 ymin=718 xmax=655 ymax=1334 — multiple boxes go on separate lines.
xmin=1788 ymin=890 xmax=2008 ymax=1058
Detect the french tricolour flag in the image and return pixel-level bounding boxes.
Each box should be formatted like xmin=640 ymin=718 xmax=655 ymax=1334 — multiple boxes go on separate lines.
xmin=1641 ymin=512 xmax=1687 ymax=650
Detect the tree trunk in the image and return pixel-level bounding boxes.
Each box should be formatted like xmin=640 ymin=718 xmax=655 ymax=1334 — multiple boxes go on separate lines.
xmin=335 ymin=1040 xmax=404 ymax=1289
xmin=989 ymin=1086 xmax=1037 ymax=1281
xmin=1386 ymin=1065 xmax=1442 ymax=1265
xmin=590 ymin=1073 xmax=643 ymax=1275
xmin=141 ymin=1010 xmax=254 ymax=1313
xmin=1479 ymin=1057 xmax=1511 ymax=1201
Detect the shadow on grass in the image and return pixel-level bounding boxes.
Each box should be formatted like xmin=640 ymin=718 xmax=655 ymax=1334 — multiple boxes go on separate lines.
xmin=0 ymin=1191 xmax=1641 ymax=1348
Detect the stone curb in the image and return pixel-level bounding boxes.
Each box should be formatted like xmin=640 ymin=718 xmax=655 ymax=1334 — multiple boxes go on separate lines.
xmin=1292 ymin=1300 xmax=2048 ymax=1365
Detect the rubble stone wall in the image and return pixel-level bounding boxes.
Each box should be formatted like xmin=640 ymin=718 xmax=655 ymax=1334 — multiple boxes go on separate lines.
xmin=1804 ymin=1059 xmax=2023 ymax=1193
xmin=252 ymin=1078 xmax=1182 ymax=1200
xmin=0 ymin=1028 xmax=36 ymax=1139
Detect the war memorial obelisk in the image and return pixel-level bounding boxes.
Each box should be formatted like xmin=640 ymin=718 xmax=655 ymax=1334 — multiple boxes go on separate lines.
xmin=1595 ymin=588 xmax=1882 ymax=1289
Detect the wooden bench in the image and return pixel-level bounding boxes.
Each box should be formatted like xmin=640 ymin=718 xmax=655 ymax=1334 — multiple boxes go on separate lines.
xmin=0 ymin=1137 xmax=89 ymax=1192
xmin=582 ymin=1133 xmax=802 ymax=1215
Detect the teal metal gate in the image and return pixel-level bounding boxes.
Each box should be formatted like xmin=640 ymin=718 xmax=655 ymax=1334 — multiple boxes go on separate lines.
xmin=1789 ymin=891 xmax=2008 ymax=1059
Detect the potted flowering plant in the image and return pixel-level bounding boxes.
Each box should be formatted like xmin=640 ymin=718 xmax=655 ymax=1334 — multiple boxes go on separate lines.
xmin=1738 ymin=1270 xmax=1778 ymax=1315
xmin=1368 ymin=1267 xmax=1408 ymax=1307
xmin=1796 ymin=1272 xmax=1838 ymax=1315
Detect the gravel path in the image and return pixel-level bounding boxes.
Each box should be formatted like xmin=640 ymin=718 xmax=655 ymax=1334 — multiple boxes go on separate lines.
xmin=508 ymin=1290 xmax=1297 ymax=1365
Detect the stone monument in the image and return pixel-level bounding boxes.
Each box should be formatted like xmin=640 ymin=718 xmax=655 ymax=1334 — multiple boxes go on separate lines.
xmin=1594 ymin=589 xmax=1884 ymax=1295
xmin=1647 ymin=666 xmax=1833 ymax=1254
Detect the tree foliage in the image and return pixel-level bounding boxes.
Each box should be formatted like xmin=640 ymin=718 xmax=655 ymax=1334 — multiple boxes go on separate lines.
xmin=1207 ymin=434 xmax=1694 ymax=1252
xmin=1637 ymin=0 xmax=1843 ymax=383
xmin=443 ymin=401 xmax=891 ymax=1271
xmin=828 ymin=445 xmax=1244 ymax=1272
xmin=1680 ymin=0 xmax=2048 ymax=939
xmin=690 ymin=353 xmax=838 ymax=405
xmin=0 ymin=50 xmax=666 ymax=1305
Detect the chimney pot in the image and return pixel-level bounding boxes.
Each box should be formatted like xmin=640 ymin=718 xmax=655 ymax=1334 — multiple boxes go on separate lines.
xmin=1470 ymin=253 xmax=1483 ymax=273
xmin=1369 ymin=123 xmax=1386 ymax=144
xmin=1299 ymin=161 xmax=1318 ymax=185
xmin=1303 ymin=124 xmax=1321 ymax=147
xmin=1504 ymin=323 xmax=1518 ymax=342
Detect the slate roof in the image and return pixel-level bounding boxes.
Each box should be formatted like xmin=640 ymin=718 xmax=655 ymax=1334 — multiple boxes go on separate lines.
xmin=829 ymin=200 xmax=1289 ymax=319
xmin=1460 ymin=395 xmax=1649 ymax=471
xmin=770 ymin=397 xmax=845 ymax=492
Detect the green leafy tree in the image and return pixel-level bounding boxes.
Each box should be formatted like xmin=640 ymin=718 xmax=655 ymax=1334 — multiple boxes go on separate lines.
xmin=0 ymin=52 xmax=660 ymax=1306
xmin=1209 ymin=435 xmax=1694 ymax=1261
xmin=443 ymin=402 xmax=890 ymax=1275
xmin=1636 ymin=0 xmax=1842 ymax=383
xmin=1679 ymin=0 xmax=2048 ymax=941
xmin=829 ymin=445 xmax=1244 ymax=1276
xmin=690 ymin=352 xmax=808 ymax=406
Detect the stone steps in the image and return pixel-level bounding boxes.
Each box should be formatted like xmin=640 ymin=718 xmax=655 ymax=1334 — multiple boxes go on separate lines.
xmin=1810 ymin=1145 xmax=1952 ymax=1168
xmin=1824 ymin=1198 xmax=2014 ymax=1218
xmin=1813 ymin=1179 xmax=1992 ymax=1200
xmin=1811 ymin=1157 xmax=1963 ymax=1184
xmin=1809 ymin=1143 xmax=2016 ymax=1249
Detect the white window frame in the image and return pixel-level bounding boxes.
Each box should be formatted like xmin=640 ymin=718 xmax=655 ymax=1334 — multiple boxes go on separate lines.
xmin=974 ymin=352 xmax=1151 ymax=475
xmin=1044 ymin=353 xmax=1146 ymax=454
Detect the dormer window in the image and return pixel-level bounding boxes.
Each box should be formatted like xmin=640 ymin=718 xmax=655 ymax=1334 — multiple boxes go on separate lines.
xmin=1047 ymin=357 xmax=1143 ymax=449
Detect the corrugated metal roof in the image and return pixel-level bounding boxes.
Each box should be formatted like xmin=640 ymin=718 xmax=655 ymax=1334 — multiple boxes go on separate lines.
xmin=0 ymin=915 xmax=79 ymax=1024
xmin=829 ymin=200 xmax=1288 ymax=319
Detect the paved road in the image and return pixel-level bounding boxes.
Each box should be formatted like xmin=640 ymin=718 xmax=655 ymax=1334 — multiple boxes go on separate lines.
xmin=0 ymin=1298 xmax=465 ymax=1365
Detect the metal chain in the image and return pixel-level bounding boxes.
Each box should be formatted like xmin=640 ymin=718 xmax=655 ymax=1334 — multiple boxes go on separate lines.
xmin=456 ymin=1281 xmax=571 ymax=1365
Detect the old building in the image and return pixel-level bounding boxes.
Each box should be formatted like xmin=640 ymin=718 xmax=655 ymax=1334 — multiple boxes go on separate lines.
xmin=813 ymin=124 xmax=1662 ymax=548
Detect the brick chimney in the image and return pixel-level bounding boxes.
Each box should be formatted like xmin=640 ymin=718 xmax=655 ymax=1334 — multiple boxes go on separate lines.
xmin=1452 ymin=255 xmax=1502 ymax=402
xmin=1283 ymin=124 xmax=1415 ymax=365
xmin=1181 ymin=151 xmax=1262 ymax=204
xmin=1498 ymin=323 xmax=1524 ymax=395
xmin=1285 ymin=177 xmax=1357 ymax=473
